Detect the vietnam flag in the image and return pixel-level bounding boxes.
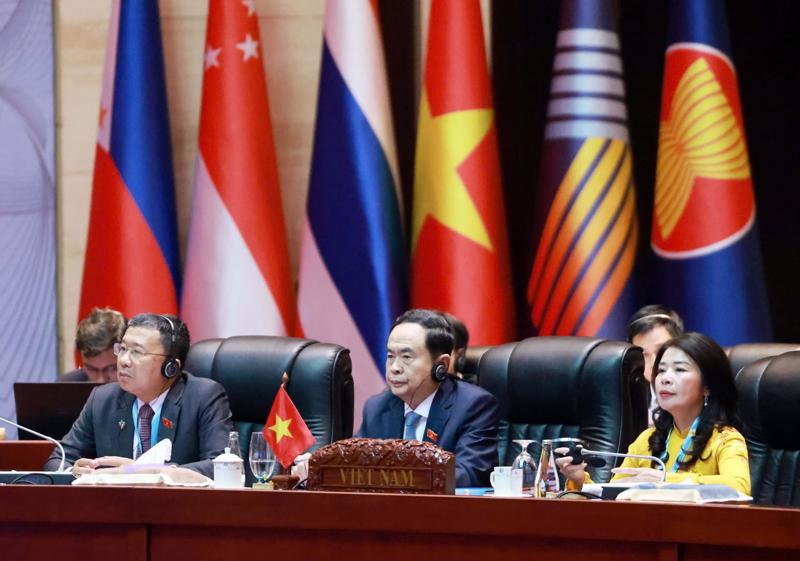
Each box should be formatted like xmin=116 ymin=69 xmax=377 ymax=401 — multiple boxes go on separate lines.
xmin=182 ymin=0 xmax=298 ymax=340
xmin=263 ymin=385 xmax=316 ymax=469
xmin=411 ymin=0 xmax=515 ymax=345
xmin=79 ymin=0 xmax=179 ymax=321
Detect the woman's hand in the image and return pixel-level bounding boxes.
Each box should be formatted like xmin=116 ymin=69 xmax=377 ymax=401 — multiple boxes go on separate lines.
xmin=610 ymin=467 xmax=664 ymax=482
xmin=554 ymin=447 xmax=586 ymax=489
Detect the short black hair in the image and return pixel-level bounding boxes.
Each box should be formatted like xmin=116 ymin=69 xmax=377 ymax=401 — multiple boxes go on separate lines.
xmin=441 ymin=312 xmax=469 ymax=350
xmin=392 ymin=309 xmax=454 ymax=358
xmin=125 ymin=313 xmax=190 ymax=365
xmin=628 ymin=304 xmax=684 ymax=342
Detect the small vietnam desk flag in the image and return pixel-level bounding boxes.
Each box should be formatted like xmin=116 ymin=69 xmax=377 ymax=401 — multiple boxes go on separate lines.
xmin=263 ymin=374 xmax=316 ymax=468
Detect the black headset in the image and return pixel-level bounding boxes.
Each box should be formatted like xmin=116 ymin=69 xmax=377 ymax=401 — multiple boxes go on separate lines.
xmin=160 ymin=315 xmax=180 ymax=379
xmin=431 ymin=361 xmax=448 ymax=383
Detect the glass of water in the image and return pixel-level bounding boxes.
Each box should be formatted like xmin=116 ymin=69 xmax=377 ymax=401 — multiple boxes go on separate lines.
xmin=249 ymin=432 xmax=276 ymax=485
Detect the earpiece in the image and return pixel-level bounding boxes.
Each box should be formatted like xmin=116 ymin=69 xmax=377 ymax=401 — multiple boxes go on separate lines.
xmin=431 ymin=362 xmax=447 ymax=383
xmin=160 ymin=315 xmax=180 ymax=379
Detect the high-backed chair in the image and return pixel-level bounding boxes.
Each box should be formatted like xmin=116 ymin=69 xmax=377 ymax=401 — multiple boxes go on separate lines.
xmin=185 ymin=336 xmax=353 ymax=482
xmin=473 ymin=343 xmax=516 ymax=463
xmin=183 ymin=338 xmax=222 ymax=379
xmin=457 ymin=345 xmax=491 ymax=384
xmin=736 ymin=351 xmax=800 ymax=506
xmin=479 ymin=337 xmax=647 ymax=483
xmin=725 ymin=343 xmax=800 ymax=378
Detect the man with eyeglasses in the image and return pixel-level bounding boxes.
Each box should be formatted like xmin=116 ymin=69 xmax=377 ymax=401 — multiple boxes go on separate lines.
xmin=60 ymin=307 xmax=126 ymax=383
xmin=45 ymin=313 xmax=233 ymax=478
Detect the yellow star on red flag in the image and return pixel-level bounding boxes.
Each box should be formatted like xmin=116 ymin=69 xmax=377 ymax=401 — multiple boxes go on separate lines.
xmin=268 ymin=414 xmax=293 ymax=443
xmin=412 ymin=91 xmax=494 ymax=252
xmin=262 ymin=384 xmax=316 ymax=468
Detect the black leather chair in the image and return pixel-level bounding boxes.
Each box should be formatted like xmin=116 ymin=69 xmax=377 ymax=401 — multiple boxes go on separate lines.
xmin=183 ymin=338 xmax=222 ymax=378
xmin=458 ymin=345 xmax=491 ymax=384
xmin=725 ymin=343 xmax=800 ymax=378
xmin=479 ymin=337 xmax=647 ymax=483
xmin=736 ymin=351 xmax=800 ymax=506
xmin=185 ymin=335 xmax=353 ymax=483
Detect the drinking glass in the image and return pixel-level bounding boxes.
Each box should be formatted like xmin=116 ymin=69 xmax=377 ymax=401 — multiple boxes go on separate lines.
xmin=510 ymin=439 xmax=537 ymax=493
xmin=249 ymin=432 xmax=277 ymax=485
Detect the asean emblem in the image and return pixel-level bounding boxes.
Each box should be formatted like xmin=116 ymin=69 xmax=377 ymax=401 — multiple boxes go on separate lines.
xmin=652 ymin=46 xmax=755 ymax=258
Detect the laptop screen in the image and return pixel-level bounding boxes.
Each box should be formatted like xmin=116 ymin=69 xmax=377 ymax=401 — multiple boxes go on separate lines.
xmin=13 ymin=382 xmax=101 ymax=440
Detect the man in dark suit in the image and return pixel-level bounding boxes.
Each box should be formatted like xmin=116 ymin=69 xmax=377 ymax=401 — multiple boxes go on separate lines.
xmin=60 ymin=307 xmax=126 ymax=383
xmin=45 ymin=313 xmax=232 ymax=478
xmin=356 ymin=309 xmax=499 ymax=487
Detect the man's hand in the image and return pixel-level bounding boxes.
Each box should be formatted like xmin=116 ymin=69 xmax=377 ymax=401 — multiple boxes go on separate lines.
xmin=72 ymin=456 xmax=134 ymax=475
xmin=610 ymin=467 xmax=664 ymax=482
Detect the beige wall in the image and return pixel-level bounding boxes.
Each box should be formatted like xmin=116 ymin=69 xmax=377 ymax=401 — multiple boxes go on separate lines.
xmin=56 ymin=0 xmax=324 ymax=370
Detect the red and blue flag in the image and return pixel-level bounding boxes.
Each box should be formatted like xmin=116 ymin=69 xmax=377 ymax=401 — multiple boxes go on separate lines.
xmin=650 ymin=0 xmax=771 ymax=344
xmin=79 ymin=0 xmax=179 ymax=320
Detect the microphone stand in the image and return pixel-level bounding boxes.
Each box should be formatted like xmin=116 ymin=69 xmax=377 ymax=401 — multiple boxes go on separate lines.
xmin=579 ymin=448 xmax=667 ymax=482
xmin=0 ymin=415 xmax=66 ymax=473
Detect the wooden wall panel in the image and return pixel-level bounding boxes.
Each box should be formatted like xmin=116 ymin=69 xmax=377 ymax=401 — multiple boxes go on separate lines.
xmin=56 ymin=0 xmax=323 ymax=370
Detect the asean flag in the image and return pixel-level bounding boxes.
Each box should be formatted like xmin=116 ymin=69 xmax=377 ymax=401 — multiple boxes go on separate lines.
xmin=79 ymin=0 xmax=179 ymax=320
xmin=182 ymin=0 xmax=298 ymax=340
xmin=650 ymin=0 xmax=771 ymax=344
xmin=412 ymin=0 xmax=515 ymax=345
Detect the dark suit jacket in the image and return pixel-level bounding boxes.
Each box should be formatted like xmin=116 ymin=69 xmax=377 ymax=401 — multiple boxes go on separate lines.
xmin=356 ymin=377 xmax=499 ymax=487
xmin=44 ymin=372 xmax=233 ymax=477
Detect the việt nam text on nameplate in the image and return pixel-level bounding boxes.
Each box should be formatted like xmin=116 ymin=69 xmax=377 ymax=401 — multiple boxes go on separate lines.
xmin=307 ymin=437 xmax=455 ymax=495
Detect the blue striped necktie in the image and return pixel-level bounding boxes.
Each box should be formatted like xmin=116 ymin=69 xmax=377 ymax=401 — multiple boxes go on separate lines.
xmin=403 ymin=411 xmax=422 ymax=441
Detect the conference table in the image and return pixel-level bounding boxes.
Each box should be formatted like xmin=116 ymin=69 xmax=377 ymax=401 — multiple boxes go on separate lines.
xmin=1 ymin=483 xmax=799 ymax=561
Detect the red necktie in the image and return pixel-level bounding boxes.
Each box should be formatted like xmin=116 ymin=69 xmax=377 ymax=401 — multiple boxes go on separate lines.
xmin=138 ymin=404 xmax=154 ymax=455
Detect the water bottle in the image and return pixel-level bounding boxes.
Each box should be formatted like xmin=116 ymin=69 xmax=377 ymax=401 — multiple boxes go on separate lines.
xmin=227 ymin=431 xmax=244 ymax=484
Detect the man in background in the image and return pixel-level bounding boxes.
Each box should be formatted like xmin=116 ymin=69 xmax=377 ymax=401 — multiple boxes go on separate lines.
xmin=442 ymin=312 xmax=475 ymax=384
xmin=60 ymin=307 xmax=126 ymax=383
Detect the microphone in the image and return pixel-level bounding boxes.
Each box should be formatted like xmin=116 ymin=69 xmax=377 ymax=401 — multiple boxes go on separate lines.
xmin=579 ymin=447 xmax=667 ymax=481
xmin=0 ymin=415 xmax=66 ymax=473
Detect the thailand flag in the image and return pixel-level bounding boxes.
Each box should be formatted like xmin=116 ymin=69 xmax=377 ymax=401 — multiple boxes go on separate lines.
xmin=650 ymin=0 xmax=771 ymax=344
xmin=182 ymin=0 xmax=298 ymax=340
xmin=79 ymin=0 xmax=179 ymax=320
xmin=298 ymin=0 xmax=407 ymax=431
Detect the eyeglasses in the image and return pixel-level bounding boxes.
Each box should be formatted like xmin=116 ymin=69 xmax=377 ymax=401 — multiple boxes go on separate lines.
xmin=113 ymin=342 xmax=169 ymax=362
xmin=83 ymin=363 xmax=118 ymax=376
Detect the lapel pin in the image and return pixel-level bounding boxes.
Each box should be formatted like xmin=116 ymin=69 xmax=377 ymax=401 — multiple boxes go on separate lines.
xmin=162 ymin=417 xmax=173 ymax=429
xmin=426 ymin=428 xmax=439 ymax=443
xmin=118 ymin=420 xmax=126 ymax=430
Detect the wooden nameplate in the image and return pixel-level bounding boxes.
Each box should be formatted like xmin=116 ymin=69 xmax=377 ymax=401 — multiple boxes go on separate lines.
xmin=307 ymin=437 xmax=455 ymax=495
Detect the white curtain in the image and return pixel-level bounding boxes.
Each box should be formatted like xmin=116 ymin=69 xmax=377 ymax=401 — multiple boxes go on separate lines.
xmin=0 ymin=0 xmax=56 ymax=438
